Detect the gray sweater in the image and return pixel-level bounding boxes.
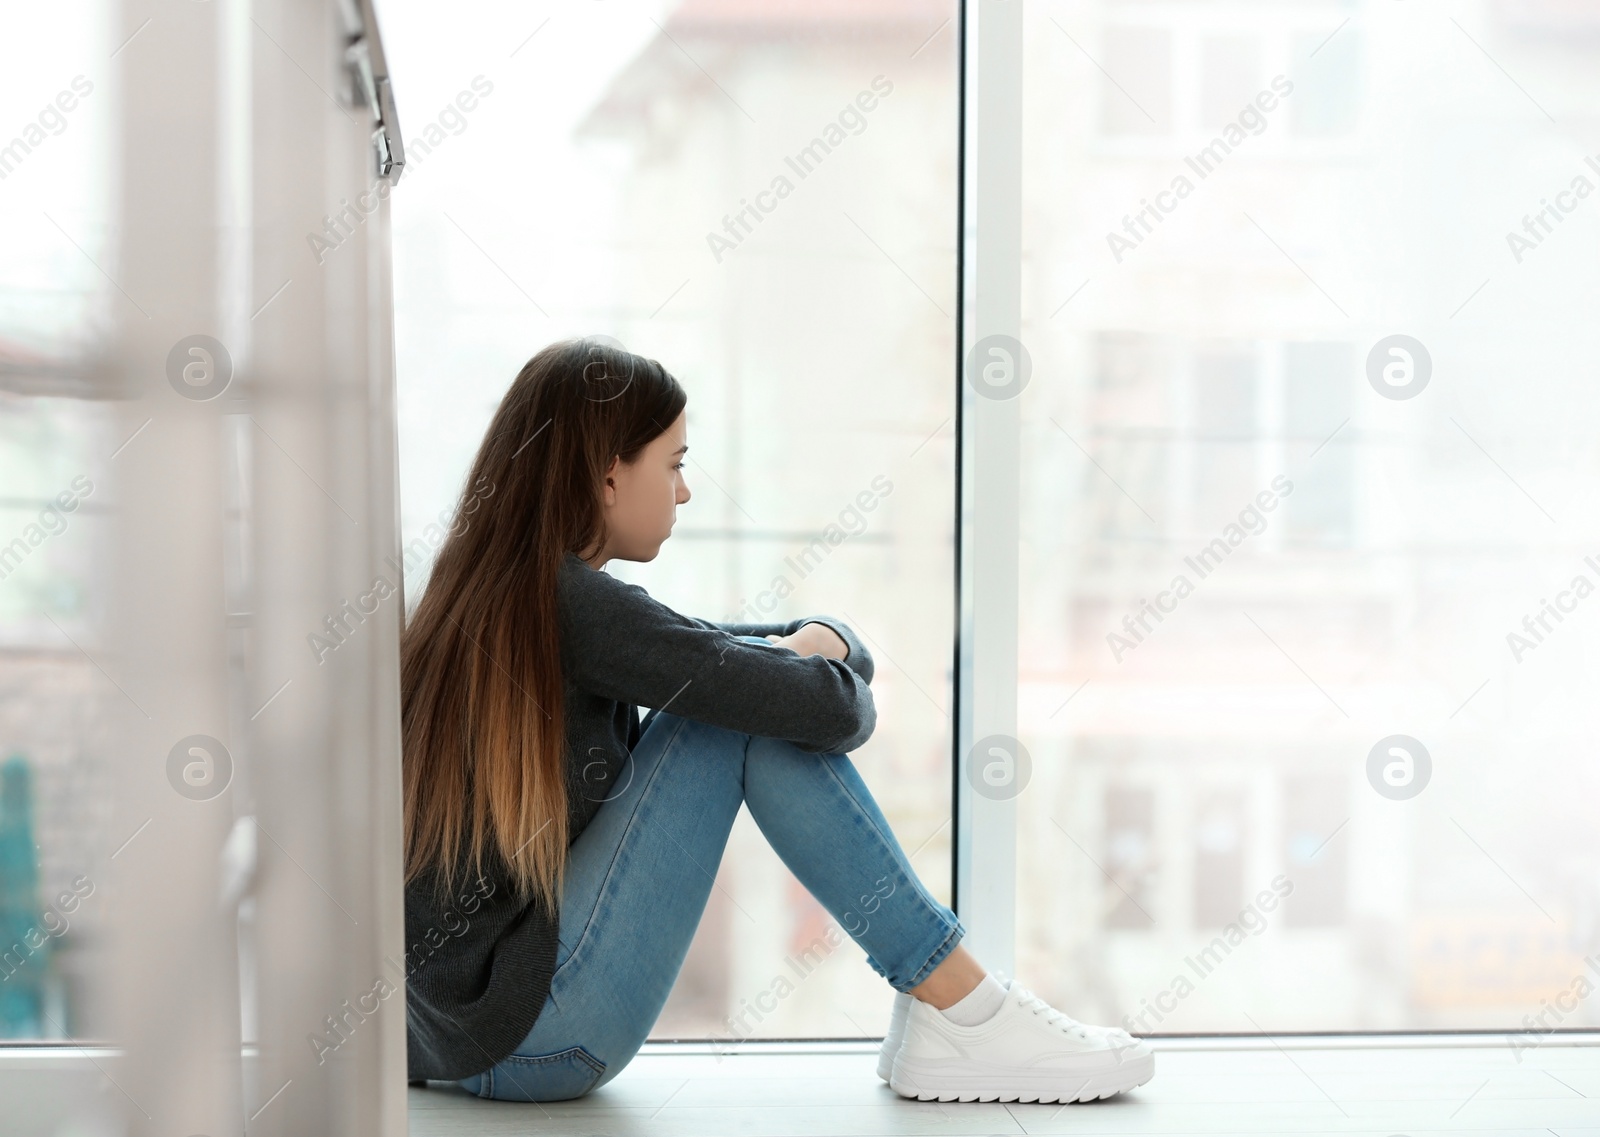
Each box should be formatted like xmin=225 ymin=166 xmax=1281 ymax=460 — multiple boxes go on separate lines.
xmin=404 ymin=551 xmax=876 ymax=1081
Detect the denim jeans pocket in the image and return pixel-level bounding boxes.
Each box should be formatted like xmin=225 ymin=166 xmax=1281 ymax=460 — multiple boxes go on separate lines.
xmin=482 ymin=1044 xmax=607 ymax=1102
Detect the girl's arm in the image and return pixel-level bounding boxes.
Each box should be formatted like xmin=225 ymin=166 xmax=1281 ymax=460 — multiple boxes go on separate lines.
xmin=693 ymin=614 xmax=873 ymax=684
xmin=560 ymin=559 xmax=877 ymax=754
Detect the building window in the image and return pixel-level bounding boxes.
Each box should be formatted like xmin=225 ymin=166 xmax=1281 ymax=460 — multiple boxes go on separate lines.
xmin=1291 ymin=30 xmax=1362 ymax=137
xmin=1282 ymin=774 xmax=1348 ymax=927
xmin=1193 ymin=787 xmax=1248 ymax=927
xmin=1101 ymin=27 xmax=1173 ymax=135
xmin=1105 ymin=784 xmax=1158 ymax=928
xmin=1284 ymin=342 xmax=1356 ymax=547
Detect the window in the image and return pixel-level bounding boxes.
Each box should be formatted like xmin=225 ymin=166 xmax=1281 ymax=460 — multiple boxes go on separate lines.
xmin=1018 ymin=0 xmax=1600 ymax=1031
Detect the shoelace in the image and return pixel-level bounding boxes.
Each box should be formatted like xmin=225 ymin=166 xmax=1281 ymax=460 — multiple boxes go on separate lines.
xmin=1013 ymin=983 xmax=1131 ymax=1045
xmin=1013 ymin=983 xmax=1091 ymax=1039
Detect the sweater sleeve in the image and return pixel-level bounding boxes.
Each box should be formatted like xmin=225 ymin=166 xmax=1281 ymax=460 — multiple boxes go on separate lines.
xmin=559 ymin=561 xmax=877 ymax=754
xmin=693 ymin=614 xmax=875 ymax=685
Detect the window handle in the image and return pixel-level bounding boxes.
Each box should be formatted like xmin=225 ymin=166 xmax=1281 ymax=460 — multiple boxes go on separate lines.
xmin=341 ymin=0 xmax=405 ymax=184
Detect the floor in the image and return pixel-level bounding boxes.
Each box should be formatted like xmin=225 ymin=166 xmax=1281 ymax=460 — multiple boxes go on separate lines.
xmin=408 ymin=1035 xmax=1600 ymax=1135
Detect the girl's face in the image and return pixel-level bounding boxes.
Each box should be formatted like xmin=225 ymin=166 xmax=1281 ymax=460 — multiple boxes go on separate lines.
xmin=588 ymin=409 xmax=690 ymax=567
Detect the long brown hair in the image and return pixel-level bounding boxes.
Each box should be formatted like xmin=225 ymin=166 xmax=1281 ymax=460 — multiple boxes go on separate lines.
xmin=401 ymin=338 xmax=687 ymax=913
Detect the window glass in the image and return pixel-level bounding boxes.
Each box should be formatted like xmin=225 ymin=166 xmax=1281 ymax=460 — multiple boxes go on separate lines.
xmin=1020 ymin=1 xmax=1600 ymax=1031
xmin=0 ymin=0 xmax=112 ymax=1043
xmin=382 ymin=0 xmax=959 ymax=1041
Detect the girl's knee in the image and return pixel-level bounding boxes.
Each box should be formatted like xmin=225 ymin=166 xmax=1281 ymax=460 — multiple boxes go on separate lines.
xmin=652 ymin=709 xmax=747 ymax=739
xmin=744 ymin=732 xmax=808 ymax=766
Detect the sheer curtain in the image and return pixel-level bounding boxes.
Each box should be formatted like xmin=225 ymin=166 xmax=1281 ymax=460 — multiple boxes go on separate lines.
xmin=0 ymin=0 xmax=410 ymax=1132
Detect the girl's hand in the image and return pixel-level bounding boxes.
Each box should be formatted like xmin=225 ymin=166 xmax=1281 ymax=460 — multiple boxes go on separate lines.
xmin=764 ymin=621 xmax=849 ymax=661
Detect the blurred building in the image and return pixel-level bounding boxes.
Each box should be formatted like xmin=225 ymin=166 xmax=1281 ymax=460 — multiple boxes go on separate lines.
xmin=1012 ymin=0 xmax=1600 ymax=1032
xmin=0 ymin=376 xmax=103 ymax=1042
xmin=569 ymin=0 xmax=1600 ymax=1037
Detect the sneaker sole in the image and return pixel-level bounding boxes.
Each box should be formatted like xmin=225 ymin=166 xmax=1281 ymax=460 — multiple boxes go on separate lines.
xmin=888 ymin=1049 xmax=1154 ymax=1104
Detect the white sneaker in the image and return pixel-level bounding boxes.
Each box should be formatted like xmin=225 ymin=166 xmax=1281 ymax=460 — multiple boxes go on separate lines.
xmin=876 ymin=991 xmax=913 ymax=1082
xmin=888 ymin=978 xmax=1154 ymax=1104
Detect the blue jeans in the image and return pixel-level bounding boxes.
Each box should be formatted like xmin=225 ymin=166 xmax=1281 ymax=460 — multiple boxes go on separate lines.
xmin=456 ymin=638 xmax=965 ymax=1102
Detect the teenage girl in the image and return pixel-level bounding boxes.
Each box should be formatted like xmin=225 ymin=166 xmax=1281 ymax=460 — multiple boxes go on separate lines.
xmin=400 ymin=339 xmax=1154 ymax=1104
